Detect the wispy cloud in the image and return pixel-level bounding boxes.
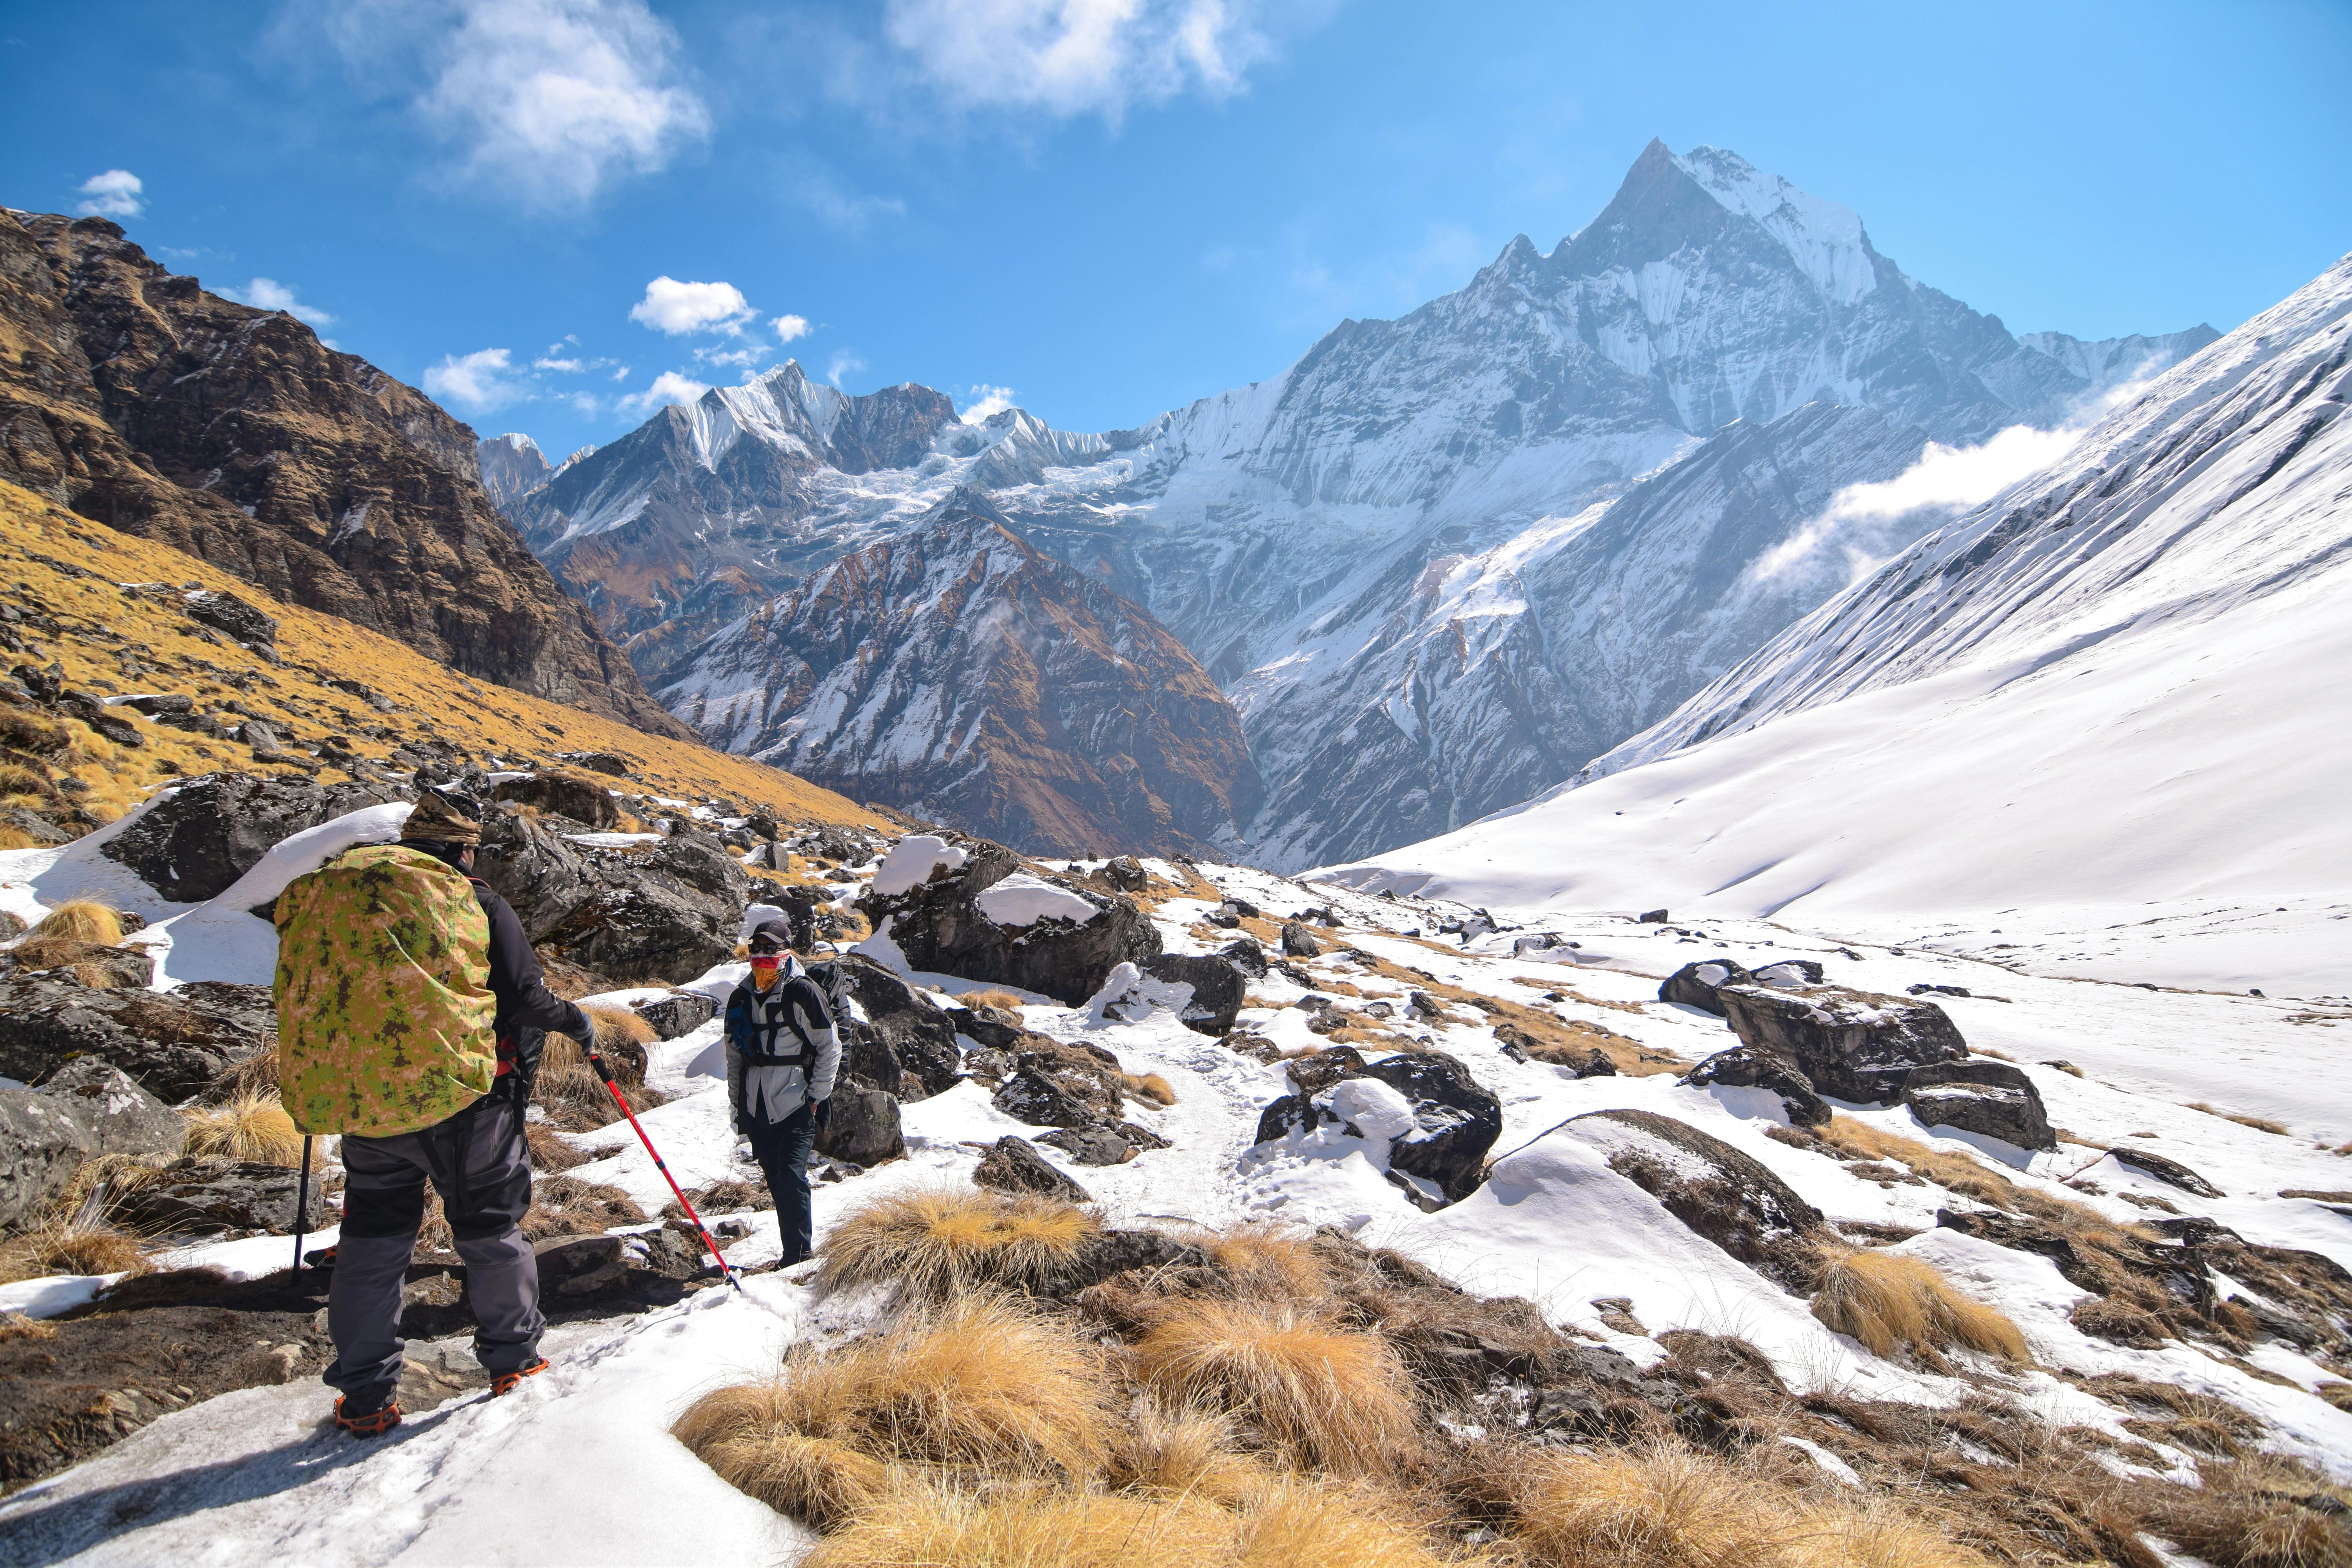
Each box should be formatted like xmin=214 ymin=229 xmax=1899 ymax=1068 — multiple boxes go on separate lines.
xmin=694 ymin=343 xmax=772 ymax=368
xmin=76 ymin=169 xmax=144 ymax=219
xmin=959 ymin=383 xmax=1017 ymax=423
xmin=297 ymin=0 xmax=709 ymax=212
xmin=773 ymin=313 xmax=811 ymax=343
xmin=423 ymin=346 xmax=531 ymax=411
xmin=826 ymin=348 xmax=866 ymax=388
xmin=219 ymin=277 xmax=336 ymax=327
xmin=629 ymin=275 xmax=754 ymax=335
xmin=882 ymin=0 xmax=1280 ymax=123
xmin=615 ymin=368 xmax=710 ymax=419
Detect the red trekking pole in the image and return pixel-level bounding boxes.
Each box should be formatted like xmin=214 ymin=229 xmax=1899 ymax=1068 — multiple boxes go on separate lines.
xmin=588 ymin=1051 xmax=742 ymax=1294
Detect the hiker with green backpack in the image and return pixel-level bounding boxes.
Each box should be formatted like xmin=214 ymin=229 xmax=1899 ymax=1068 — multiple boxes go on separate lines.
xmin=274 ymin=789 xmax=594 ymax=1438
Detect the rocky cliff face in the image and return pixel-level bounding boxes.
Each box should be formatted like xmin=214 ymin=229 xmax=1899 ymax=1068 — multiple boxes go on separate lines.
xmin=659 ymin=489 xmax=1261 ymax=857
xmin=0 ymin=210 xmax=684 ymax=737
xmin=477 ymin=433 xmax=552 ymax=507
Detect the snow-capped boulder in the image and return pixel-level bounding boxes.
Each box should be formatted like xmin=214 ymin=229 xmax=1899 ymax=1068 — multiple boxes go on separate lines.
xmin=1901 ymin=1060 xmax=2055 ymax=1151
xmin=2111 ymin=1147 xmax=2223 ymax=1198
xmin=1253 ymin=1049 xmax=1503 ymax=1205
xmin=490 ymin=769 xmax=619 ymax=829
xmin=1658 ymin=959 xmax=1755 ymax=1015
xmin=1136 ymin=953 xmax=1247 ymax=1036
xmin=1682 ymin=1045 xmax=1830 ymax=1128
xmin=1553 ymin=1109 xmax=1825 ymax=1289
xmin=100 ymin=773 xmax=408 ymax=902
xmin=1715 ymin=984 xmax=1968 ymax=1103
xmin=0 ymin=976 xmax=275 ymax=1103
xmin=860 ymin=839 xmax=1159 ymax=1005
xmin=973 ymin=1136 xmax=1094 ymax=1203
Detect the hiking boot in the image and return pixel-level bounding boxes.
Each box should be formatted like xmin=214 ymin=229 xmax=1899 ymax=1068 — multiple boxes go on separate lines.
xmin=490 ymin=1357 xmax=549 ymax=1397
xmin=334 ymin=1384 xmax=402 ymax=1438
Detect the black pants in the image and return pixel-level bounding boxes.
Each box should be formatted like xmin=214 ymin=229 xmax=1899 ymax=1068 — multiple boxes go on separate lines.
xmin=747 ymin=1103 xmax=817 ymax=1266
xmin=325 ymin=1093 xmax=543 ymax=1397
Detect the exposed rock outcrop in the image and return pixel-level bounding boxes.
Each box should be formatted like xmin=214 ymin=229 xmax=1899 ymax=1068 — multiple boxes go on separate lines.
xmin=1902 ymin=1060 xmax=2055 ymax=1150
xmin=1715 ymin=983 xmax=1968 ymax=1103
xmin=1557 ymin=1108 xmax=1824 ymax=1289
xmin=857 ymin=837 xmax=1159 ymax=1005
xmin=973 ymin=1136 xmax=1094 ymax=1203
xmin=102 ymin=772 xmax=406 ymax=903
xmin=0 ymin=977 xmax=276 ymax=1103
xmin=1682 ymin=1045 xmax=1829 ymax=1128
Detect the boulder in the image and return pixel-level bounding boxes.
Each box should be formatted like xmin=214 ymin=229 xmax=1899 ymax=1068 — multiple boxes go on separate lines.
xmin=1357 ymin=1053 xmax=1503 ymax=1204
xmin=1638 ymin=909 xmax=1670 ymax=923
xmin=1556 ymin=1109 xmax=1825 ymax=1288
xmin=1902 ymin=1061 xmax=2055 ymax=1151
xmin=857 ymin=839 xmax=1160 ymax=1005
xmin=815 ymin=1085 xmax=903 ymax=1167
xmin=37 ymin=1058 xmax=185 ymax=1157
xmin=564 ymin=751 xmax=634 ymax=778
xmin=632 ymin=992 xmax=718 ymax=1041
xmin=118 ymin=1159 xmax=302 ymax=1236
xmin=121 ymin=694 xmax=192 ymax=717
xmin=1716 ymin=984 xmax=1969 ymax=1103
xmin=100 ymin=772 xmax=407 ymax=902
xmin=973 ymin=1136 xmax=1094 ymax=1203
xmin=535 ymin=833 xmax=750 ymax=986
xmin=1217 ymin=937 xmax=1269 ymax=978
xmin=1682 ymin=1045 xmax=1830 ymax=1128
xmin=0 ymin=1087 xmax=96 ymax=1227
xmin=1100 ymin=856 xmax=1149 ymax=892
xmin=533 ymin=1228 xmax=704 ymax=1309
xmin=1039 ymin=1124 xmax=1136 ymax=1166
xmin=1138 ymin=953 xmax=1247 ymax=1036
xmin=1254 ymin=1092 xmax=1323 ymax=1145
xmin=0 ymin=807 xmax=72 ymax=848
xmin=1 ymin=937 xmax=155 ymax=988
xmin=491 ymin=771 xmax=620 ymax=830
xmin=1279 ymin=921 xmax=1323 ymax=958
xmin=2112 ymin=1148 xmax=2223 ymax=1198
xmin=953 ymin=1002 xmax=1027 ymax=1052
xmin=1657 ymin=960 xmax=1754 ymax=1015
xmin=992 ymin=1067 xmax=1098 ymax=1129
xmin=837 ymin=955 xmax=960 ymax=1099
xmin=182 ymin=589 xmax=277 ymax=649
xmin=1751 ymin=959 xmax=1825 ymax=987
xmin=0 ymin=976 xmax=276 ymax=1102
xmin=476 ymin=807 xmax=597 ymax=937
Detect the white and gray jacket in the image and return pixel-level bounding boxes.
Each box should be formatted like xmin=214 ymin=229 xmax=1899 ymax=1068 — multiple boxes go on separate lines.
xmin=723 ymin=956 xmax=842 ymax=1129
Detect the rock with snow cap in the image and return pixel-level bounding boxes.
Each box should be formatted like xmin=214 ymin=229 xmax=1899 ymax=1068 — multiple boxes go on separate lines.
xmin=632 ymin=991 xmax=718 ymax=1041
xmin=100 ymin=772 xmax=408 ymax=903
xmin=1555 ymin=1108 xmax=1825 ymax=1289
xmin=1137 ymin=953 xmax=1247 ymax=1036
xmin=858 ymin=838 xmax=1159 ymax=1006
xmin=1902 ymin=1060 xmax=2055 ymax=1150
xmin=1682 ymin=1045 xmax=1829 ymax=1128
xmin=1658 ymin=959 xmax=1756 ymax=1015
xmin=1715 ymin=984 xmax=1968 ymax=1104
xmin=2111 ymin=1147 xmax=2223 ymax=1198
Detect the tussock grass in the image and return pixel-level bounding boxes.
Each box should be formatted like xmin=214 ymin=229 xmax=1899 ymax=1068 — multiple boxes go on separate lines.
xmin=1203 ymin=1223 xmax=1333 ymax=1304
xmin=0 ymin=708 xmax=69 ymax=755
xmin=1796 ymin=1502 xmax=2000 ymax=1568
xmin=799 ymin=1484 xmax=1233 ymax=1566
xmin=675 ymin=1296 xmax=1117 ymax=1528
xmin=0 ymin=1311 xmax=60 ymax=1342
xmin=1817 ymin=1118 xmax=2017 ymax=1209
xmin=2188 ymin=1102 xmax=2294 ymax=1138
xmin=1107 ymin=1403 xmax=1269 ymax=1506
xmin=521 ymin=1175 xmax=645 ymax=1240
xmin=816 ymin=1186 xmax=1099 ymax=1301
xmin=582 ymin=1003 xmax=656 ymax=1049
xmin=210 ymin=1046 xmax=279 ymax=1103
xmin=1234 ymin=1475 xmax=1465 ymax=1566
xmin=524 ymin=1122 xmax=588 ymax=1172
xmin=1506 ymin=1439 xmax=1803 ymax=1567
xmin=534 ymin=1032 xmax=662 ymax=1130
xmin=1133 ymin=1301 xmax=1419 ymax=1477
xmin=0 ymin=824 xmax=45 ymax=851
xmin=2135 ymin=1456 xmax=2352 ymax=1567
xmin=27 ymin=898 xmax=121 ymax=945
xmin=0 ymin=1212 xmax=151 ymax=1283
xmin=181 ymin=1092 xmax=304 ymax=1166
xmin=1121 ymin=1071 xmax=1178 ymax=1106
xmin=958 ymin=988 xmax=1029 ymax=1013
xmin=1809 ymin=1244 xmax=2028 ymax=1365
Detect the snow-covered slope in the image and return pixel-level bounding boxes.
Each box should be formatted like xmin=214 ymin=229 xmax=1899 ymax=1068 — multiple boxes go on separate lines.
xmin=1321 ymin=254 xmax=2352 ymax=996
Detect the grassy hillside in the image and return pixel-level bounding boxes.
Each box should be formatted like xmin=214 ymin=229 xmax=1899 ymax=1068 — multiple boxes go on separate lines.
xmin=0 ymin=478 xmax=893 ymax=838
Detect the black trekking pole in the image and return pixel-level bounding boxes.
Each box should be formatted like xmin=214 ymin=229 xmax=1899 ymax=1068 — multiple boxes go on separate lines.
xmin=587 ymin=1051 xmax=743 ymax=1294
xmin=292 ymin=1134 xmax=314 ymax=1283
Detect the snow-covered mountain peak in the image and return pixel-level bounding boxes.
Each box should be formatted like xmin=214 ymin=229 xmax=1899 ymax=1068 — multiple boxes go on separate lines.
xmin=1674 ymin=143 xmax=1878 ymax=305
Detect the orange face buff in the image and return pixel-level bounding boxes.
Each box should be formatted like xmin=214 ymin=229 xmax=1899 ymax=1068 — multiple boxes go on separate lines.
xmin=750 ymin=953 xmax=781 ymax=975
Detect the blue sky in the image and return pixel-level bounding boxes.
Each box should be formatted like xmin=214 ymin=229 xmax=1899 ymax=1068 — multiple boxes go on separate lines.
xmin=5 ymin=0 xmax=2348 ymax=462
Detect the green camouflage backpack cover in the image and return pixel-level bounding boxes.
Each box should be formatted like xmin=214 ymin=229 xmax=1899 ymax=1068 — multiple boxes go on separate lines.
xmin=274 ymin=844 xmax=499 ymax=1137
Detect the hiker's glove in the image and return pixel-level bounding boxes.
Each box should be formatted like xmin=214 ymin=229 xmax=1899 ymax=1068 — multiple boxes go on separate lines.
xmin=813 ymin=1097 xmax=831 ymax=1132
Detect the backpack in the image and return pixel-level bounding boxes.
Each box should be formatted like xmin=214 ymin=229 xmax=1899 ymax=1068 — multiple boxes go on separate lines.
xmin=737 ymin=954 xmax=857 ymax=1069
xmin=274 ymin=844 xmax=500 ymax=1138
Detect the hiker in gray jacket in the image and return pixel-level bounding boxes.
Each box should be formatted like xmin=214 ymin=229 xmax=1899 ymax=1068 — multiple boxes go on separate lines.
xmin=723 ymin=919 xmax=840 ymax=1265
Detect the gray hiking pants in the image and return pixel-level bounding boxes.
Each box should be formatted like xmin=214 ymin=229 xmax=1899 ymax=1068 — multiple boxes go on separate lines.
xmin=322 ymin=1091 xmax=544 ymax=1396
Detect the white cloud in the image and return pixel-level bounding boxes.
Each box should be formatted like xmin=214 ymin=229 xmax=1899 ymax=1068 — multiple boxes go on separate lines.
xmin=307 ymin=0 xmax=709 ymax=211
xmin=423 ymin=347 xmax=531 ymax=411
xmin=76 ymin=169 xmax=145 ymax=219
xmin=826 ymin=349 xmax=866 ymax=388
xmin=883 ymin=0 xmax=1278 ymax=121
xmin=695 ymin=343 xmax=772 ymax=369
xmin=615 ymin=369 xmax=710 ymax=419
xmin=220 ymin=277 xmax=336 ymax=327
xmin=535 ymin=356 xmax=586 ymax=372
xmin=773 ymin=313 xmax=811 ymax=342
xmin=629 ymin=275 xmax=754 ymax=335
xmin=959 ymin=383 xmax=1018 ymax=423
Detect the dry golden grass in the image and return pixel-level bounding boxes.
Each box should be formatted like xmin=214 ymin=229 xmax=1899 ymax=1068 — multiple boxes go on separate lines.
xmin=799 ymin=1484 xmax=1234 ymax=1566
xmin=1133 ymin=1301 xmax=1419 ymax=1477
xmin=1202 ymin=1224 xmax=1333 ymax=1304
xmin=1121 ymin=1071 xmax=1178 ymax=1106
xmin=959 ymin=988 xmax=1029 ymax=1012
xmin=0 ymin=477 xmax=875 ymax=833
xmin=27 ymin=898 xmax=121 ymax=945
xmin=816 ymin=1186 xmax=1100 ymax=1301
xmin=524 ymin=1121 xmax=590 ymax=1173
xmin=1793 ymin=1501 xmax=2000 ymax=1568
xmin=2134 ymin=1456 xmax=2352 ymax=1567
xmin=2188 ymin=1102 xmax=2296 ymax=1138
xmin=582 ymin=1003 xmax=656 ymax=1049
xmin=0 ymin=1211 xmax=152 ymax=1283
xmin=1107 ymin=1403 xmax=1270 ymax=1506
xmin=0 ymin=1311 xmax=60 ymax=1342
xmin=1234 ymin=1475 xmax=1469 ymax=1567
xmin=210 ymin=1045 xmax=280 ymax=1103
xmin=1507 ymin=1439 xmax=1804 ymax=1568
xmin=0 ymin=824 xmax=45 ymax=851
xmin=1816 ymin=1118 xmax=2019 ymax=1209
xmin=1809 ymin=1244 xmax=2028 ymax=1365
xmin=180 ymin=1092 xmax=305 ymax=1166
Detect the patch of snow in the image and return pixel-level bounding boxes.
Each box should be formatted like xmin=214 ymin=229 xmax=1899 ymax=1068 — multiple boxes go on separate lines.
xmin=975 ymin=873 xmax=1098 ymax=927
xmin=871 ymin=833 xmax=966 ymax=895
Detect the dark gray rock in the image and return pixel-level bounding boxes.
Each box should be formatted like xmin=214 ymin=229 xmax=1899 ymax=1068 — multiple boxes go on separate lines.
xmin=491 ymin=770 xmax=620 ymax=830
xmin=1280 ymin=921 xmax=1323 ymax=958
xmin=1038 ymin=1123 xmax=1136 ymax=1166
xmin=1359 ymin=1052 xmax=1503 ymax=1204
xmin=1218 ymin=937 xmax=1269 ymax=978
xmin=992 ymin=1067 xmax=1096 ymax=1129
xmin=0 ymin=1087 xmax=96 ymax=1227
xmin=1254 ymin=1092 xmax=1323 ymax=1145
xmin=815 ymin=1084 xmax=903 ymax=1167
xmin=857 ymin=838 xmax=1159 ymax=1005
xmin=1638 ymin=909 xmax=1670 ymax=924
xmin=121 ymin=693 xmax=192 ymax=717
xmin=1114 ymin=1119 xmax=1169 ymax=1152
xmin=632 ymin=991 xmax=718 ymax=1041
xmin=532 ymin=1229 xmax=704 ymax=1309
xmin=183 ymin=589 xmax=277 ymax=649
xmin=1658 ymin=960 xmax=1754 ymax=1015
xmin=1683 ymin=1045 xmax=1830 ymax=1128
xmin=1138 ymin=953 xmax=1246 ymax=1036
xmin=1558 ymin=1108 xmax=1824 ymax=1288
xmin=1101 ymin=856 xmax=1148 ymax=892
xmin=836 ymin=955 xmax=960 ymax=1099
xmin=954 ymin=1002 xmax=1027 ymax=1052
xmin=0 ymin=976 xmax=276 ymax=1102
xmin=1 ymin=807 xmax=73 ymax=848
xmin=1902 ymin=1060 xmax=2054 ymax=1151
xmin=1716 ymin=984 xmax=1969 ymax=1103
xmin=37 ymin=1058 xmax=185 ymax=1157
xmin=973 ymin=1136 xmax=1094 ymax=1203
xmin=1570 ymin=1049 xmax=1619 ymax=1079
xmin=533 ymin=832 xmax=751 ymax=986
xmin=119 ymin=1159 xmax=301 ymax=1236
xmin=101 ymin=772 xmax=406 ymax=903
xmin=2112 ymin=1147 xmax=2223 ymax=1198
xmin=0 ymin=938 xmax=155 ymax=988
